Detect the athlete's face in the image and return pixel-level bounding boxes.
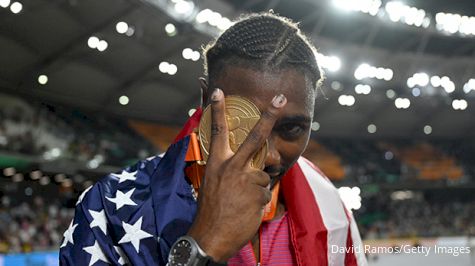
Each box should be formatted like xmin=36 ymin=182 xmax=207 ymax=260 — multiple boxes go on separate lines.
xmin=202 ymin=66 xmax=315 ymax=181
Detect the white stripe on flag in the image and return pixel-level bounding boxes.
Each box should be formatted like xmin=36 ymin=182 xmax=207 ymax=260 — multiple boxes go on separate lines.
xmin=298 ymin=158 xmax=350 ymax=266
xmin=348 ymin=213 xmax=368 ymax=266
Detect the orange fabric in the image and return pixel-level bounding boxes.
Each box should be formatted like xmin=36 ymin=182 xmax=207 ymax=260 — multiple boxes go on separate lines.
xmin=262 ymin=182 xmax=280 ymax=222
xmin=184 ymin=133 xmax=205 ymax=193
xmin=185 ymin=132 xmax=202 ymax=162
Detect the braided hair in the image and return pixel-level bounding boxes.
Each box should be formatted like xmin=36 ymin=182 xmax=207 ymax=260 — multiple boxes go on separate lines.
xmin=203 ymin=12 xmax=323 ymax=90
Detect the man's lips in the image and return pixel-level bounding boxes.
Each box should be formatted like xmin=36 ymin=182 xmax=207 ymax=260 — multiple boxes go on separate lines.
xmin=264 ymin=166 xmax=285 ymax=189
xmin=267 ymin=172 xmax=281 ymax=178
xmin=264 ymin=168 xmax=282 ymax=179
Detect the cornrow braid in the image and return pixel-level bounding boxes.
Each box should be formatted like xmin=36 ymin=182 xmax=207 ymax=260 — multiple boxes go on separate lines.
xmin=203 ymin=12 xmax=323 ymax=90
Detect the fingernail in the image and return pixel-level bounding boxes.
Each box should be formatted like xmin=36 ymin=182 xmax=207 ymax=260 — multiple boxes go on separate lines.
xmin=272 ymin=94 xmax=287 ymax=108
xmin=211 ymin=88 xmax=223 ymax=102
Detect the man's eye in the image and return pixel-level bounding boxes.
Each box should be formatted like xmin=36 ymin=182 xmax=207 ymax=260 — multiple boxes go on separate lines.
xmin=278 ymin=124 xmax=306 ymax=139
xmin=284 ymin=125 xmax=303 ymax=134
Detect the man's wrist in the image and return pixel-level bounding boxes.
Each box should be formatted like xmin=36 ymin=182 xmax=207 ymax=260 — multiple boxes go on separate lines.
xmin=187 ymin=229 xmax=228 ymax=263
xmin=187 ymin=223 xmax=227 ymax=265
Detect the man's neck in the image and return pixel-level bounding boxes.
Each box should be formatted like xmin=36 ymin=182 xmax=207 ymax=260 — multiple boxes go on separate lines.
xmin=271 ymin=200 xmax=286 ymax=220
xmin=251 ymin=199 xmax=286 ymax=262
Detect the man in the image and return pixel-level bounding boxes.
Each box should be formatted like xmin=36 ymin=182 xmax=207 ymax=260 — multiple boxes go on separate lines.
xmin=60 ymin=12 xmax=367 ymax=265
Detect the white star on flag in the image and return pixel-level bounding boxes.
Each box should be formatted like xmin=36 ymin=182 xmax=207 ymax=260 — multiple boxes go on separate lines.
xmin=118 ymin=217 xmax=153 ymax=252
xmin=76 ymin=185 xmax=93 ymax=205
xmin=112 ymin=170 xmax=137 ymax=183
xmin=83 ymin=240 xmax=109 ymax=266
xmin=146 ymin=155 xmax=158 ymax=161
xmin=89 ymin=209 xmax=107 ymax=234
xmin=114 ymin=245 xmax=128 ymax=265
xmin=106 ymin=188 xmax=137 ymax=210
xmin=60 ymin=220 xmax=78 ymax=248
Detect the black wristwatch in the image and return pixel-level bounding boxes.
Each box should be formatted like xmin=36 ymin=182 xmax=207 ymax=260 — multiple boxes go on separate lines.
xmin=168 ymin=236 xmax=226 ymax=266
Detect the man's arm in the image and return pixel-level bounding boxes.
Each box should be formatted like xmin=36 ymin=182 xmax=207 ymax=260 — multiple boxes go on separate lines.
xmin=184 ymin=89 xmax=287 ymax=262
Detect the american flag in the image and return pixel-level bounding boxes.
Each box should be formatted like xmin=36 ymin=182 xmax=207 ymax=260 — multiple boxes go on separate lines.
xmin=59 ymin=111 xmax=368 ymax=266
xmin=59 ymin=136 xmax=197 ymax=265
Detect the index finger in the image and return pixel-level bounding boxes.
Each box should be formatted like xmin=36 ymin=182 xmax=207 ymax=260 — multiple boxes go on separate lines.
xmin=232 ymin=94 xmax=287 ymax=166
xmin=208 ymin=88 xmax=230 ymax=160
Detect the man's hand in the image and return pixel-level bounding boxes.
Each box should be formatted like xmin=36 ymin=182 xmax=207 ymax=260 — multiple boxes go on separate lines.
xmin=187 ymin=88 xmax=287 ymax=262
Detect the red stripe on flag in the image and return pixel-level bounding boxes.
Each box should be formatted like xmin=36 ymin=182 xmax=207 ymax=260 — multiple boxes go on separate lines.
xmin=342 ymin=201 xmax=358 ymax=266
xmin=344 ymin=224 xmax=358 ymax=266
xmin=282 ymin=162 xmax=328 ymax=266
xmin=173 ymin=108 xmax=202 ymax=143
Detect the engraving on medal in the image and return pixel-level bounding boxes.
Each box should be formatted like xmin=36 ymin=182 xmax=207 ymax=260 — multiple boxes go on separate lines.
xmin=198 ymin=95 xmax=268 ymax=170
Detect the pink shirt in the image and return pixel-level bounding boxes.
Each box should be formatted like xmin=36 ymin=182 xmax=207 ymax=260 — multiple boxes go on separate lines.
xmin=228 ymin=212 xmax=295 ymax=265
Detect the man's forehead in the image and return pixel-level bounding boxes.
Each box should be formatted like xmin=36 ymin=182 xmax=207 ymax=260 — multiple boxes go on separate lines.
xmin=217 ymin=66 xmax=312 ymax=98
xmin=213 ymin=66 xmax=314 ymax=119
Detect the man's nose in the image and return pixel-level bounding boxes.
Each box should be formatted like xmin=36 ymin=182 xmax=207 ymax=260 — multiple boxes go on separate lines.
xmin=265 ymin=137 xmax=281 ymax=168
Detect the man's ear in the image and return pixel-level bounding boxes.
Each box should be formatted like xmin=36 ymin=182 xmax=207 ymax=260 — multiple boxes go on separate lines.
xmin=199 ymin=77 xmax=209 ymax=107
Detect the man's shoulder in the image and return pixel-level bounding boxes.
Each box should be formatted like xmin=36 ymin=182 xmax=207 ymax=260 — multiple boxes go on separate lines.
xmin=77 ymin=154 xmax=164 ymax=206
xmin=101 ymin=154 xmax=163 ymax=184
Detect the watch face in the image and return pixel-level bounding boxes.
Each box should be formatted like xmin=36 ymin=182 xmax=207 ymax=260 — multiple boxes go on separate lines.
xmin=170 ymin=240 xmax=193 ymax=265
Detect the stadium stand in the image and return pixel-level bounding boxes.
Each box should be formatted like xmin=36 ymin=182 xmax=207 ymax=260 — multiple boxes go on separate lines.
xmin=0 ymin=93 xmax=157 ymax=166
xmin=381 ymin=142 xmax=464 ymax=180
xmin=357 ymin=190 xmax=475 ymax=239
xmin=303 ymin=140 xmax=346 ymax=180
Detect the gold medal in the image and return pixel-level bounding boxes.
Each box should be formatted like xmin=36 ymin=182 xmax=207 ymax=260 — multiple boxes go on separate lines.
xmin=198 ymin=96 xmax=268 ymax=170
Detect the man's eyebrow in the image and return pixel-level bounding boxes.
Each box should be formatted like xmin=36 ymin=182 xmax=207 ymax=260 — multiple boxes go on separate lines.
xmin=276 ymin=115 xmax=312 ymax=124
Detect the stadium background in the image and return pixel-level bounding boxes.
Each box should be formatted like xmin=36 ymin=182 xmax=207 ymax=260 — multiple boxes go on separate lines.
xmin=1 ymin=0 xmax=475 ymax=265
